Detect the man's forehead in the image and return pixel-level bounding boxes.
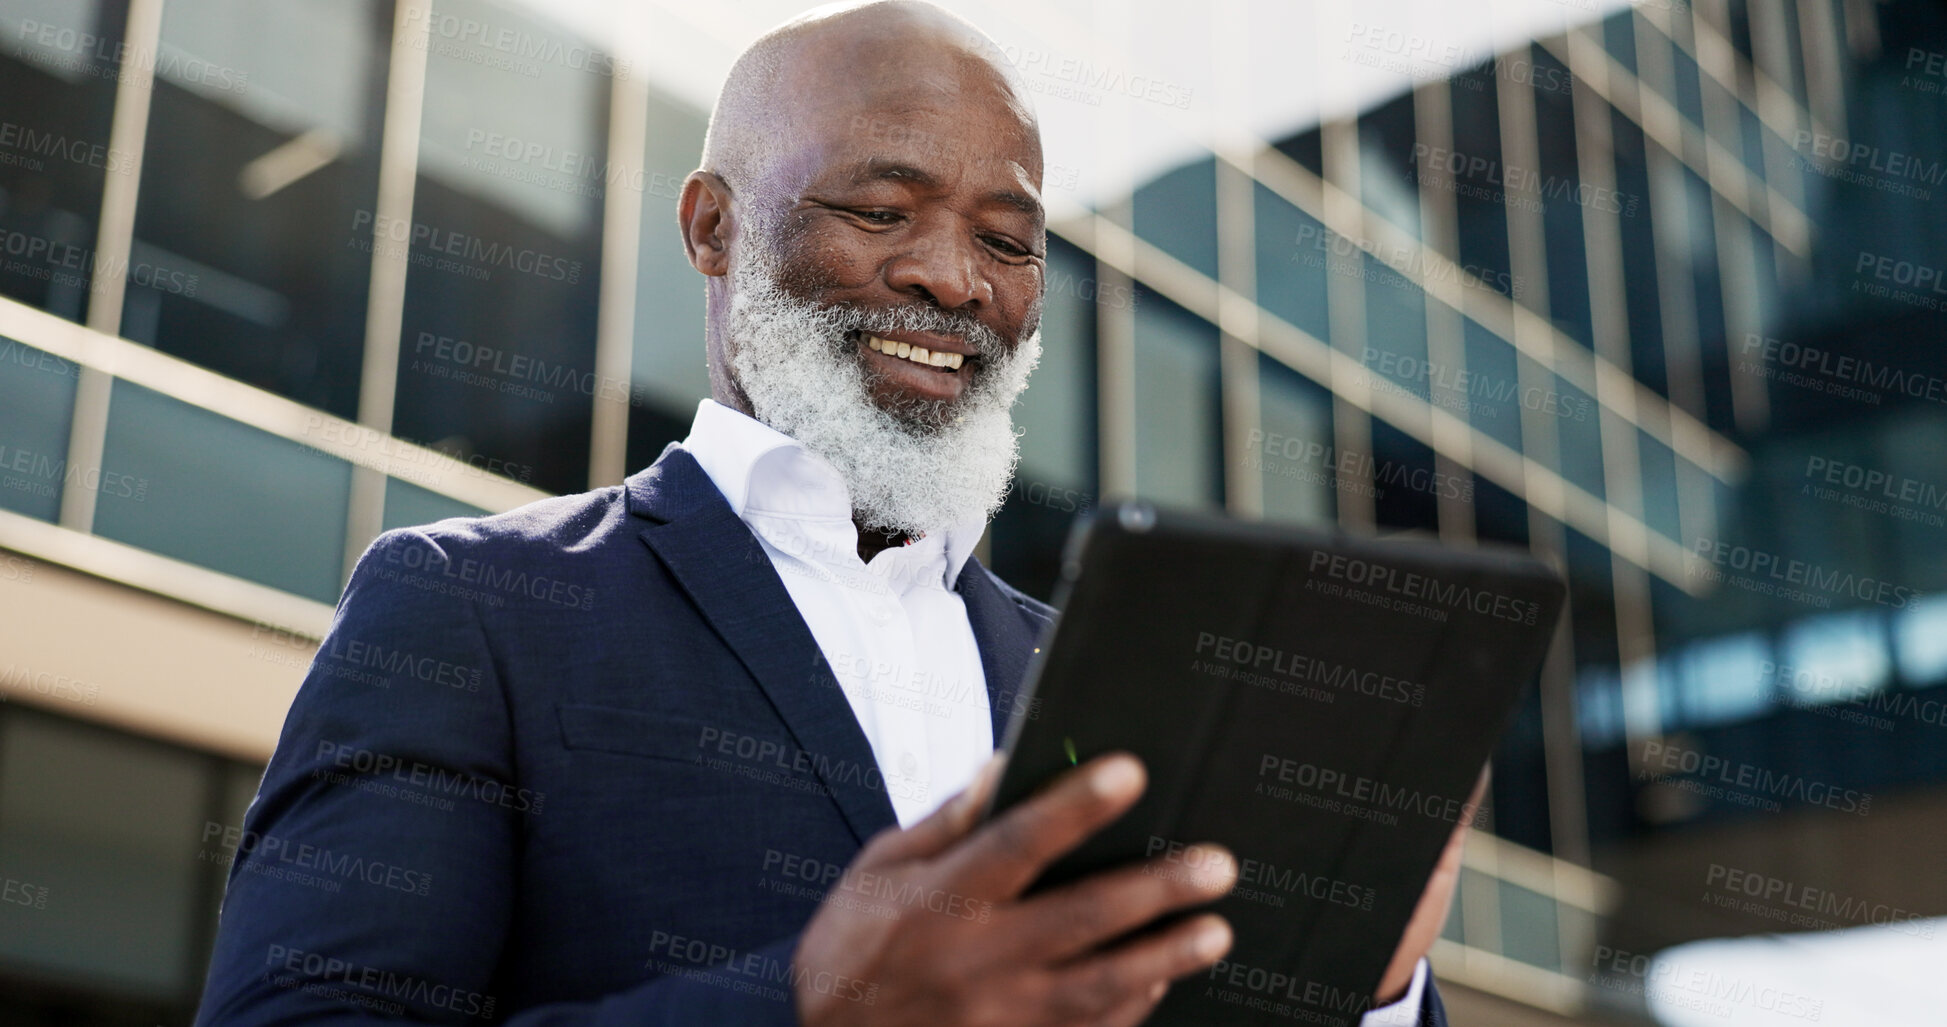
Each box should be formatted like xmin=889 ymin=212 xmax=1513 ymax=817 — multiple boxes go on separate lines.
xmin=832 ymin=109 xmax=1038 ymax=170
xmin=769 ymin=20 xmax=1037 ymax=156
xmin=749 ymin=91 xmax=1038 ymax=215
xmin=799 ymin=72 xmax=1033 ymax=140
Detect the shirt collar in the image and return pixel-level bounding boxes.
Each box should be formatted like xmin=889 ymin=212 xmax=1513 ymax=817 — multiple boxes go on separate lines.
xmin=677 ymin=398 xmax=986 ymax=589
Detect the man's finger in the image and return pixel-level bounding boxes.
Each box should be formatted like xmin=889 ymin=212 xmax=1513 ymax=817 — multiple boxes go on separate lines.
xmin=1013 ymin=844 xmax=1238 ymax=961
xmin=1046 ymin=912 xmax=1233 ymax=1018
xmin=934 ymin=752 xmax=1147 ymax=898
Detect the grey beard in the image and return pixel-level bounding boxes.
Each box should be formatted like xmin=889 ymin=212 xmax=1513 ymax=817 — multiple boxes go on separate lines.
xmin=720 ymin=245 xmax=1040 ymax=540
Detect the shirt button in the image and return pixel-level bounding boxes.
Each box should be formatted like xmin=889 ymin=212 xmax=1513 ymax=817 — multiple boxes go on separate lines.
xmin=898 ymin=751 xmax=918 ymax=777
xmin=871 ymin=604 xmax=893 ymax=624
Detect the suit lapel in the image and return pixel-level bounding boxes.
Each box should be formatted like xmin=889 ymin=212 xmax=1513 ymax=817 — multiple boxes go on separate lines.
xmin=629 ymin=446 xmax=897 ymax=846
xmin=956 ymin=557 xmax=1044 ymax=745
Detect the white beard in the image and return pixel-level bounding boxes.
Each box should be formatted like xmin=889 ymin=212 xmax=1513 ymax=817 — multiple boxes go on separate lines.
xmin=721 ymin=241 xmax=1041 ymax=539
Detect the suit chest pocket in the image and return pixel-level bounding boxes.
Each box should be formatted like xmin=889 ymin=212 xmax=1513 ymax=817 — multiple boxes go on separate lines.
xmin=555 ymin=702 xmax=714 ymax=764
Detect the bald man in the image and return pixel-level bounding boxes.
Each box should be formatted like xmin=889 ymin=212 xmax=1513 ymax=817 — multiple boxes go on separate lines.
xmin=194 ymin=4 xmax=1456 ymax=1025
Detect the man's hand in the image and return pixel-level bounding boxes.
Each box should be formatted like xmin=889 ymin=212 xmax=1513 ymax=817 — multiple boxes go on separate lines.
xmin=793 ymin=752 xmax=1238 ymax=1027
xmin=1371 ymin=768 xmax=1489 ymax=1006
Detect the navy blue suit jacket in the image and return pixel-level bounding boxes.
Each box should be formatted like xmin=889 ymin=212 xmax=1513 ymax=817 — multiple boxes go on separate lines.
xmin=194 ymin=446 xmax=1447 ymax=1026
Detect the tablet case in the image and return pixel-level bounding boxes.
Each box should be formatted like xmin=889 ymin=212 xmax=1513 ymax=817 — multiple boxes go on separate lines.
xmin=989 ymin=502 xmax=1567 ymax=1026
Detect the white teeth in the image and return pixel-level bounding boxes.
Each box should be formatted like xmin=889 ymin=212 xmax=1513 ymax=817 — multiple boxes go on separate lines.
xmin=865 ymin=335 xmax=967 ymax=371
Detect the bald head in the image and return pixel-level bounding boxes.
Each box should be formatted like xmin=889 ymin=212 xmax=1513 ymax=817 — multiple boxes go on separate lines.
xmin=701 ymin=0 xmax=1039 ymax=228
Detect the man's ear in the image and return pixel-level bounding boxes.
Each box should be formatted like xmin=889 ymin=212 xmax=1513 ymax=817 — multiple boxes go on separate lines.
xmin=679 ymin=171 xmax=734 ymax=277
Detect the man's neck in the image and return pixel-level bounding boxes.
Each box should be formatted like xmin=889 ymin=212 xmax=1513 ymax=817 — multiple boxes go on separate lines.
xmin=854 ymin=520 xmax=911 ymax=563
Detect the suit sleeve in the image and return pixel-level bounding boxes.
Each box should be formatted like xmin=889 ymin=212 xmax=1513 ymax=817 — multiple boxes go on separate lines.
xmin=192 ymin=529 xmax=804 ymax=1026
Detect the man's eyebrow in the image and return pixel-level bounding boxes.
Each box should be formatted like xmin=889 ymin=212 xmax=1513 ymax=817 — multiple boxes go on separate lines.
xmin=983 ymin=188 xmax=1044 ymax=222
xmin=844 ymin=158 xmax=1045 ymax=222
xmin=848 ymin=158 xmax=943 ymax=189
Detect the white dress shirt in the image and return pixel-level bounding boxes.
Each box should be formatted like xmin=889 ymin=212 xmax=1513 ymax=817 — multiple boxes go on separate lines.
xmin=678 ymin=398 xmax=1425 ymax=1025
xmin=681 ymin=399 xmax=994 ymax=827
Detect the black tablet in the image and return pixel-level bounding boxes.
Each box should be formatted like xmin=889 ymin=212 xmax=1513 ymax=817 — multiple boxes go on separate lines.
xmin=985 ymin=502 xmax=1567 ymax=1027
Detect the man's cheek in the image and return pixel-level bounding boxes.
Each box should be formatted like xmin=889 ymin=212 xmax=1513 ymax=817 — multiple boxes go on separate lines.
xmin=994 ymin=277 xmax=1042 ymax=352
xmin=775 ymin=223 xmax=882 ymax=291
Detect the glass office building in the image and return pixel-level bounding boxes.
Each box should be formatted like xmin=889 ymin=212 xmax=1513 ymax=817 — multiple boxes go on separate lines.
xmin=1 ymin=0 xmax=1943 ymax=1023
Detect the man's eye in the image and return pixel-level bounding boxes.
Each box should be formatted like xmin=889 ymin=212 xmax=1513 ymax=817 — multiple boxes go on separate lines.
xmin=984 ymin=236 xmax=1029 ymax=257
xmin=855 ymin=209 xmax=902 ymax=224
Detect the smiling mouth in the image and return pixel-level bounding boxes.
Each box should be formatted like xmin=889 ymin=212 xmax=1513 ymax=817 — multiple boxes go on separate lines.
xmin=859 ymin=333 xmax=968 ymax=372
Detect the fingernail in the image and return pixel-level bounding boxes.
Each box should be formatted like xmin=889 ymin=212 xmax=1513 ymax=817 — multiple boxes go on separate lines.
xmin=1091 ymin=755 xmax=1143 ymax=799
xmin=1149 ymin=980 xmax=1168 ymax=1001
xmin=1187 ymin=845 xmax=1238 ymax=891
xmin=1194 ymin=920 xmax=1232 ymax=960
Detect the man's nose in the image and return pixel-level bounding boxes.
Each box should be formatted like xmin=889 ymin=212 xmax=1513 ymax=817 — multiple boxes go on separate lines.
xmin=884 ymin=222 xmax=994 ymax=310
